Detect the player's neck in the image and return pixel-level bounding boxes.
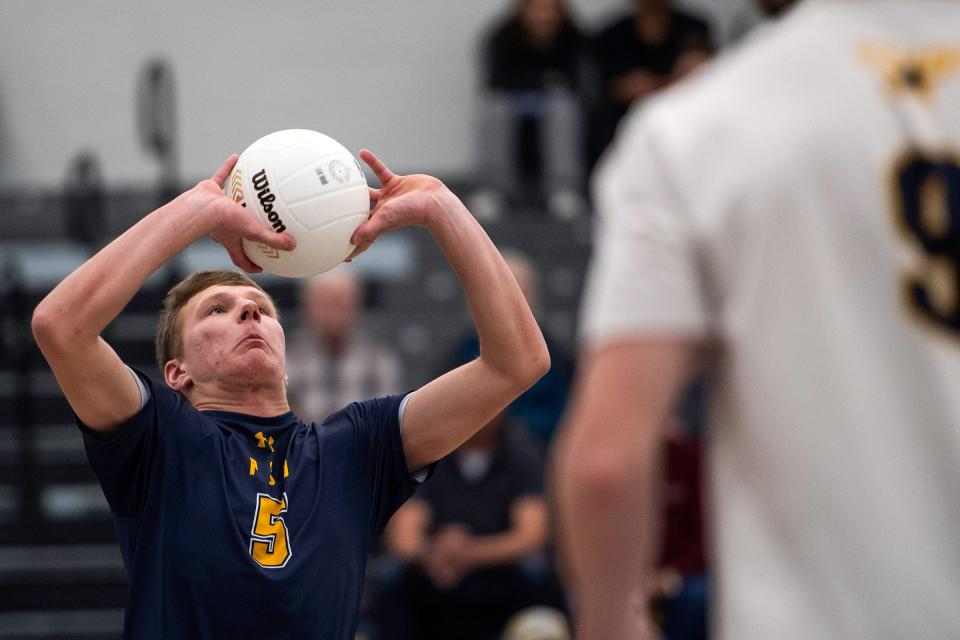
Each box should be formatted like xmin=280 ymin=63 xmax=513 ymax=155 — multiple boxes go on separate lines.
xmin=187 ymin=381 xmax=291 ymax=417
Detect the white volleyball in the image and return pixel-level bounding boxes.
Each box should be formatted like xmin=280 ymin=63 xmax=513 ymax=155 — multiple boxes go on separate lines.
xmin=225 ymin=129 xmax=369 ymax=277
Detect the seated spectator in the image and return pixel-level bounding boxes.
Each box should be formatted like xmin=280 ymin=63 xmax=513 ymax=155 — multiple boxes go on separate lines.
xmin=444 ymin=251 xmax=572 ymax=448
xmin=377 ymin=413 xmax=558 ymax=640
xmin=286 ymin=267 xmax=400 ymax=423
xmin=588 ymin=0 xmax=714 ymax=166
xmin=727 ymin=0 xmax=798 ymax=46
xmin=470 ymin=0 xmax=588 ymax=221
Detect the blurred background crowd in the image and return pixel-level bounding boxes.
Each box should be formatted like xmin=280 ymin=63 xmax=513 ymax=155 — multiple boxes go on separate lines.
xmin=0 ymin=0 xmax=794 ymax=638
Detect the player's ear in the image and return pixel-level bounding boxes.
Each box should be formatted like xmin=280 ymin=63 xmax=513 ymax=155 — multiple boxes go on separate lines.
xmin=164 ymin=360 xmax=192 ymax=391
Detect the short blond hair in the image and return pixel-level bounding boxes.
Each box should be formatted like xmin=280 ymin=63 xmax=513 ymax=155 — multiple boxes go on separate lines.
xmin=155 ymin=270 xmax=276 ymax=369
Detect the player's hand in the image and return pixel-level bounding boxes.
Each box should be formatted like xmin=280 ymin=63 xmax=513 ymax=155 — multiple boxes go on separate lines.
xmin=671 ymin=50 xmax=711 ymax=83
xmin=423 ymin=554 xmax=461 ymax=590
xmin=432 ymin=525 xmax=471 ymax=563
xmin=350 ymin=149 xmax=459 ymax=252
xmin=425 ymin=558 xmax=468 ymax=590
xmin=185 ymin=154 xmax=296 ymax=272
xmin=611 ymin=70 xmax=663 ymax=103
xmin=343 ymin=192 xmax=377 ymax=262
xmin=424 ymin=525 xmax=473 ymax=589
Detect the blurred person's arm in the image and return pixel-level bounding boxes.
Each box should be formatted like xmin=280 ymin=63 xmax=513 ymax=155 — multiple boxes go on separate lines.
xmin=591 ymin=18 xmax=666 ymax=105
xmin=425 ymin=496 xmax=548 ymax=590
xmin=610 ymin=70 xmax=666 ymax=104
xmin=353 ymin=151 xmax=550 ymax=474
xmin=31 ymin=155 xmax=294 ymax=431
xmin=666 ymin=14 xmax=715 ymax=83
xmin=553 ymin=101 xmax=709 ymax=638
xmin=485 ymin=20 xmax=515 ymax=91
xmin=385 ymin=498 xmax=432 ymax=564
xmin=670 ymin=50 xmax=713 ymax=83
xmin=554 ymin=340 xmax=697 ymax=639
xmin=460 ymin=496 xmax=548 ymax=567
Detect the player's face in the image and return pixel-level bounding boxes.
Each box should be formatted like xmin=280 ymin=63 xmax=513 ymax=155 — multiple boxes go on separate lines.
xmin=176 ymin=285 xmax=286 ymax=388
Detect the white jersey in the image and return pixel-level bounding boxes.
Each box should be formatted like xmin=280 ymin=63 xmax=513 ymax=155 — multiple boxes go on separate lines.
xmin=581 ymin=1 xmax=960 ymax=638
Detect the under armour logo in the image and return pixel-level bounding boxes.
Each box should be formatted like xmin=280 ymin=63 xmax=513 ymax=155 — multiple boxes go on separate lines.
xmin=255 ymin=432 xmax=275 ymax=453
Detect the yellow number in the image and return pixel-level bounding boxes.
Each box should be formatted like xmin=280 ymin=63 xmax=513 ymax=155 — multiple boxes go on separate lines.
xmin=249 ymin=492 xmax=291 ymax=568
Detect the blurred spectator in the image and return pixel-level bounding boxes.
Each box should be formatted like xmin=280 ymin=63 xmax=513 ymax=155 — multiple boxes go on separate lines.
xmin=726 ymin=0 xmax=798 ymax=46
xmin=378 ymin=413 xmax=556 ymax=640
xmin=64 ymin=152 xmax=106 ymax=249
xmin=286 ymin=267 xmax=400 ymax=423
xmin=647 ymin=419 xmax=707 ymax=640
xmin=470 ymin=0 xmax=588 ymax=221
xmin=444 ymin=251 xmax=572 ymax=447
xmin=588 ymin=0 xmax=713 ymax=166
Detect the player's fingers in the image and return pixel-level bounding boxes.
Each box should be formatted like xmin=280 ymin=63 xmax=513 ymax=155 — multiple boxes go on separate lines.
xmin=211 ymin=154 xmax=239 ymax=188
xmin=223 ymin=241 xmax=262 ymax=273
xmin=344 ymin=240 xmax=372 ymax=262
xmin=359 ymin=149 xmax=395 ymax=186
xmin=350 ymin=221 xmax=372 ymax=246
xmin=351 ymin=220 xmax=380 ymax=247
xmin=256 ymin=230 xmax=296 ymax=252
xmin=351 ymin=207 xmax=394 ymax=245
xmin=368 ymin=187 xmax=381 ymax=207
xmin=242 ymin=216 xmax=296 ymax=251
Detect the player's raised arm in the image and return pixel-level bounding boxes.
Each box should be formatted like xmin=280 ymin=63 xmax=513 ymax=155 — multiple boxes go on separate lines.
xmin=353 ymin=150 xmax=550 ymax=472
xmin=31 ymin=155 xmax=294 ymax=432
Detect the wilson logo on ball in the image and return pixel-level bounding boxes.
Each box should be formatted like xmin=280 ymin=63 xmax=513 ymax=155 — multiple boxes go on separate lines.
xmin=252 ymin=169 xmax=287 ymax=233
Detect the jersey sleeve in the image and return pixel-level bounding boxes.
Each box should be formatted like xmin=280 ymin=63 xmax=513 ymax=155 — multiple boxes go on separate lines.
xmin=347 ymin=394 xmax=425 ymax=541
xmin=580 ymin=107 xmax=712 ymax=347
xmin=76 ymin=368 xmax=185 ymax=518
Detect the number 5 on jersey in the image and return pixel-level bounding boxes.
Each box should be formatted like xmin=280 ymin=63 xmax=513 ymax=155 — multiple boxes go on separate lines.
xmin=249 ymin=492 xmax=292 ymax=568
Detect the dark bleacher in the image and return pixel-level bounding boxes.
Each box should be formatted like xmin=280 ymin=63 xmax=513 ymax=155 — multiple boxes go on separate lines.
xmin=0 ymin=187 xmax=591 ymax=639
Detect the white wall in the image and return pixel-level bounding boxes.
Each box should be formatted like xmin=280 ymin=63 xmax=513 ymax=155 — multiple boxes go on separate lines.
xmin=0 ymin=0 xmax=749 ymax=189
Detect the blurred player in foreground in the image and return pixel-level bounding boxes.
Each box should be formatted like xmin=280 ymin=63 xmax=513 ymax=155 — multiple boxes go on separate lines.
xmin=556 ymin=1 xmax=960 ymax=638
xmin=31 ymin=150 xmax=549 ymax=638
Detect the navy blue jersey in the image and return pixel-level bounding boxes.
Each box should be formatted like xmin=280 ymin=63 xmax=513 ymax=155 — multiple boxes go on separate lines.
xmin=78 ymin=370 xmax=419 ymax=639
